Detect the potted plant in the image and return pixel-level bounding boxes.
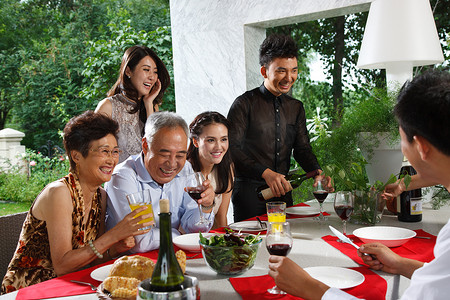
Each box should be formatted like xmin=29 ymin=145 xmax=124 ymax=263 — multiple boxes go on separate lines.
xmin=313 ymin=87 xmax=401 ymax=186
xmin=323 ymin=163 xmax=406 ymax=225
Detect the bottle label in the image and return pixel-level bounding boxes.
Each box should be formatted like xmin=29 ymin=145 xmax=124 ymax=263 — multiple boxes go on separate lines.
xmin=261 ymin=188 xmax=274 ymax=200
xmin=410 ymin=197 xmax=422 ymax=215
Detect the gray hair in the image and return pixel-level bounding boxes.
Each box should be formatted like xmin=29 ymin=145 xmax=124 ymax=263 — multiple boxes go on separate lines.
xmin=144 ymin=111 xmax=189 ymax=144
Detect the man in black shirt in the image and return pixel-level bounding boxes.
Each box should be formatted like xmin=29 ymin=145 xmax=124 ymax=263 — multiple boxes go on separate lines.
xmin=227 ymin=34 xmax=322 ymax=222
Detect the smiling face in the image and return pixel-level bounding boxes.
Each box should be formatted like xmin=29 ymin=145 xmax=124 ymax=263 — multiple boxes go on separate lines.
xmin=126 ymin=55 xmax=158 ymax=98
xmin=193 ymin=123 xmax=229 ymax=169
xmin=143 ymin=126 xmax=188 ymax=185
xmin=74 ymin=134 xmax=119 ymax=186
xmin=261 ymin=57 xmax=298 ymax=96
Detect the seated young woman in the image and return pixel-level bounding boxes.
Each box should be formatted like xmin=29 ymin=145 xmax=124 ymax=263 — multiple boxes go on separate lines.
xmin=1 ymin=111 xmax=152 ymax=294
xmin=187 ymin=111 xmax=234 ymax=229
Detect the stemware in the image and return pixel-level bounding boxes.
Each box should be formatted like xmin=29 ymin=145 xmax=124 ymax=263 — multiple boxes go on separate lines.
xmin=334 ymin=191 xmax=354 ymax=242
xmin=265 ymin=222 xmax=293 ymax=294
xmin=313 ymin=178 xmax=331 ymax=221
xmin=185 ymin=171 xmax=211 ymax=231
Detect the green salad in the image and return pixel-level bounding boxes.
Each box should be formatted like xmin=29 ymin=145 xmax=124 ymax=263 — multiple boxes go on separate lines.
xmin=199 ymin=230 xmax=262 ymax=275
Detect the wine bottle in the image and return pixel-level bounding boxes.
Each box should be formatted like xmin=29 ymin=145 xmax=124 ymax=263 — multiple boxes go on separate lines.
xmin=397 ymin=159 xmax=422 ymax=222
xmin=149 ymin=199 xmax=185 ymax=292
xmin=256 ymin=169 xmax=320 ymax=201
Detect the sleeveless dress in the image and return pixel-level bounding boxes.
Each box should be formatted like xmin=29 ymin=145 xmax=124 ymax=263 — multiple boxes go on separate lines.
xmin=1 ymin=173 xmax=102 ymax=294
xmin=109 ymin=94 xmax=145 ymax=163
xmin=209 ymin=169 xmax=223 ymax=215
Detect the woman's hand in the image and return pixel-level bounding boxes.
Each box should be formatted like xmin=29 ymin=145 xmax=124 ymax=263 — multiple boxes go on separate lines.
xmin=143 ymin=79 xmax=161 ymax=105
xmin=110 ymin=206 xmax=153 ymax=240
xmin=111 ymin=236 xmax=136 ymax=255
xmin=195 ymin=179 xmax=215 ymax=211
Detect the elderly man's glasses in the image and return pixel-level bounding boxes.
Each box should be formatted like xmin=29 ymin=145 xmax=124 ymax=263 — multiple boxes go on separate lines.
xmin=90 ymin=147 xmax=122 ymax=158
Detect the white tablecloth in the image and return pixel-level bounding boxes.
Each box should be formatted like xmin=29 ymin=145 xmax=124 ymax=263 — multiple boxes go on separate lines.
xmin=2 ymin=200 xmax=448 ymax=300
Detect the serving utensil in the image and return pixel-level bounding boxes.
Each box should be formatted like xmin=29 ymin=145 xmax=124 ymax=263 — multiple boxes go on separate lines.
xmin=329 ymin=225 xmax=376 ymax=259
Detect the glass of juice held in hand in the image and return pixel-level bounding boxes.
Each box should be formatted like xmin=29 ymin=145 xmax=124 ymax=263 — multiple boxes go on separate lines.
xmin=126 ymin=189 xmax=155 ymax=230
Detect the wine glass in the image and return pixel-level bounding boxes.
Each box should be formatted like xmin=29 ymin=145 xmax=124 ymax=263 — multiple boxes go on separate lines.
xmin=313 ymin=178 xmax=331 ymax=221
xmin=185 ymin=171 xmax=211 ymax=231
xmin=333 ymin=191 xmax=354 ymax=242
xmin=265 ymin=222 xmax=293 ymax=294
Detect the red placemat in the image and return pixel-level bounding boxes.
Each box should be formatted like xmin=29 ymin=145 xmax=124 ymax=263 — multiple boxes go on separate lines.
xmin=322 ymin=229 xmax=436 ymax=265
xmin=230 ymin=266 xmax=386 ymax=300
xmin=16 ymin=247 xmax=200 ymax=300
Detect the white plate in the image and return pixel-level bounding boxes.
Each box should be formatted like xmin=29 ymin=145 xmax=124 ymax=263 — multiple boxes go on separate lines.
xmin=304 ymin=266 xmax=364 ymax=289
xmin=228 ymin=220 xmax=267 ymax=233
xmin=173 ymin=233 xmax=213 ymax=252
xmin=286 ymin=206 xmax=320 ymax=216
xmin=91 ymin=264 xmax=113 ymax=282
xmin=353 ymin=226 xmax=416 ymax=247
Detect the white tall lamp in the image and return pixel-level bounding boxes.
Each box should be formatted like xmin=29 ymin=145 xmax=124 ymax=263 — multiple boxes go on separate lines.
xmin=357 ymin=0 xmax=444 ymax=91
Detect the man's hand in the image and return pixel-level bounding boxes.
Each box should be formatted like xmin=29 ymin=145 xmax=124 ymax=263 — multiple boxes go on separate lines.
xmin=262 ymin=169 xmax=291 ymax=198
xmin=268 ymin=256 xmax=329 ymax=299
xmin=358 ymin=243 xmax=423 ymax=278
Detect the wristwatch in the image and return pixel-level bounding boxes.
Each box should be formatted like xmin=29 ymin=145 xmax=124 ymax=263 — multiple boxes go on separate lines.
xmin=201 ymin=200 xmax=215 ymax=210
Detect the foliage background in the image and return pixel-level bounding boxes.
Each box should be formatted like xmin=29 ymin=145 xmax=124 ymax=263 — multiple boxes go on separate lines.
xmin=0 ymin=0 xmax=449 ymax=210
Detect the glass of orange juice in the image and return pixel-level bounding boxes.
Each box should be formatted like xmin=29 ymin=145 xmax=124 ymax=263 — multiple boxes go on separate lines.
xmin=126 ymin=189 xmax=155 ymax=230
xmin=266 ymin=201 xmax=286 ymax=223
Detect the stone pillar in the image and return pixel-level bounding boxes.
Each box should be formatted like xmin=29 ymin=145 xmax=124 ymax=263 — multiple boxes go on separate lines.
xmin=169 ymin=0 xmax=372 ymax=123
xmin=0 ymin=128 xmax=26 ymax=172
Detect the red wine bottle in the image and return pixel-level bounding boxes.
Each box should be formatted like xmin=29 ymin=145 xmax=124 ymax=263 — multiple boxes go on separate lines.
xmin=256 ymin=169 xmax=320 ymax=201
xmin=398 ymin=160 xmax=422 ymax=222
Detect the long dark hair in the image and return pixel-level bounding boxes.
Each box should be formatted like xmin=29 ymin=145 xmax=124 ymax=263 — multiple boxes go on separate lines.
xmin=187 ymin=111 xmax=234 ymax=194
xmin=108 ymin=45 xmax=170 ymax=124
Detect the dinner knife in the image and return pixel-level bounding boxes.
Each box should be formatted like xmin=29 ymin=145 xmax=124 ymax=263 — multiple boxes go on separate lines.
xmin=328 ymin=225 xmax=376 ymax=259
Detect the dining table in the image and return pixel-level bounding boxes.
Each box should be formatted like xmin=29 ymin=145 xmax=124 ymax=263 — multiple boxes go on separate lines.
xmin=1 ymin=197 xmax=448 ymax=300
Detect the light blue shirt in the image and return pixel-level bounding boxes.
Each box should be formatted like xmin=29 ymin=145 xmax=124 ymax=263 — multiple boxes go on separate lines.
xmin=105 ymin=153 xmax=214 ymax=253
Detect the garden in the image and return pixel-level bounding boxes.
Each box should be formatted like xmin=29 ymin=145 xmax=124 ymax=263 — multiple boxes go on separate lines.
xmin=1 ymin=0 xmax=449 ymax=216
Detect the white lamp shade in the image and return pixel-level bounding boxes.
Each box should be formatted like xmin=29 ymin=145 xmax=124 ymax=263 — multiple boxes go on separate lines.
xmin=357 ymin=0 xmax=444 ymax=69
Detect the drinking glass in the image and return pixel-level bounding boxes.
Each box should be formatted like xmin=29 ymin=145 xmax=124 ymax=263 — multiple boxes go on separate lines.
xmin=313 ymin=178 xmax=332 ymax=221
xmin=126 ymin=189 xmax=155 ymax=230
xmin=334 ymin=191 xmax=354 ymax=242
xmin=185 ymin=172 xmax=211 ymax=231
xmin=266 ymin=222 xmax=293 ymax=294
xmin=266 ymin=201 xmax=286 ymax=223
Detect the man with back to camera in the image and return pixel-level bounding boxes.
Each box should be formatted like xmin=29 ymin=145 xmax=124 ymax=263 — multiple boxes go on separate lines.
xmin=105 ymin=111 xmax=215 ymax=253
xmin=227 ymin=33 xmax=323 ymax=222
xmin=268 ymin=70 xmax=450 ymax=299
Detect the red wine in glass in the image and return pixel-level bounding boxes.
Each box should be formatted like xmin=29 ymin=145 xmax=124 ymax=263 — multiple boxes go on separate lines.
xmin=266 ymin=243 xmax=292 ymax=256
xmin=266 ymin=222 xmax=293 ymax=295
xmin=187 ymin=186 xmax=206 ymax=201
xmin=313 ymin=191 xmax=328 ymax=203
xmin=334 ymin=205 xmax=354 ymax=220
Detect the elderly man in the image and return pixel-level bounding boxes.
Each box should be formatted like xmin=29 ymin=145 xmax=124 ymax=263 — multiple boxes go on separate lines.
xmin=106 ymin=111 xmax=215 ymax=253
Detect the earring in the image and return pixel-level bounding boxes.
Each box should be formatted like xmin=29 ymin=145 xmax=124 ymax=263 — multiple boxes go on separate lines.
xmin=127 ymin=75 xmax=131 ymax=79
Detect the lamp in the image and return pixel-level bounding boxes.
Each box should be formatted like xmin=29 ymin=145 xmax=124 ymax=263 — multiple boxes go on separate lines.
xmin=357 ymin=0 xmax=444 ymax=90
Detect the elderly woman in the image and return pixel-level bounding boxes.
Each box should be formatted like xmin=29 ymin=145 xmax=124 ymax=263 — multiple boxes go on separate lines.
xmin=1 ymin=111 xmax=152 ymax=294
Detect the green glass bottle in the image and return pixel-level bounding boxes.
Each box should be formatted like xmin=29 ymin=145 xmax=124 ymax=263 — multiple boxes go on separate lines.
xmin=150 ymin=199 xmax=185 ymax=292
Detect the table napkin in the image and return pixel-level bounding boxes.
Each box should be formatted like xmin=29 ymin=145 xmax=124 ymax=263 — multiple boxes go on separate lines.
xmin=230 ymin=266 xmax=386 ymax=300
xmin=322 ymin=229 xmax=436 ymax=265
xmin=16 ymin=247 xmax=200 ymax=300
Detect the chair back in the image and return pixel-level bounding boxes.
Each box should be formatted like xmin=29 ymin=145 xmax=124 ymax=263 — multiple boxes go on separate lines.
xmin=0 ymin=212 xmax=27 ymax=280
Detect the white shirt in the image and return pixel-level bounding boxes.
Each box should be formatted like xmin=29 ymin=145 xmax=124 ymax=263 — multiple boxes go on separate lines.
xmin=105 ymin=153 xmax=214 ymax=253
xmin=322 ymin=218 xmax=450 ymax=300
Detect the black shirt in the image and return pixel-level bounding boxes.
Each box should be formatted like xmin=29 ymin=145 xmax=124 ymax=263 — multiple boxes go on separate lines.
xmin=227 ymin=84 xmax=320 ymax=180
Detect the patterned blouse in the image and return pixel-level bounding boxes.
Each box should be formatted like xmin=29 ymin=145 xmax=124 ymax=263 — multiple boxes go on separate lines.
xmin=109 ymin=94 xmax=145 ymax=163
xmin=1 ymin=173 xmax=102 ymax=294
